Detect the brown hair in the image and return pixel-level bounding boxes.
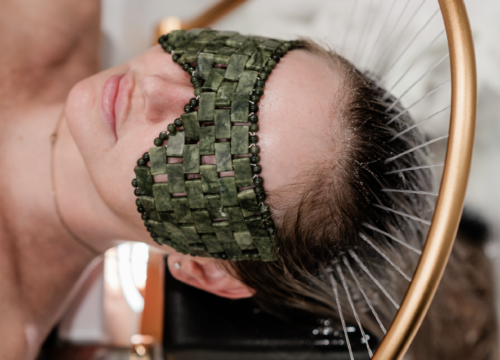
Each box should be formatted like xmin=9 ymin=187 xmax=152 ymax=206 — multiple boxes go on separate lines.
xmin=228 ymin=40 xmax=433 ymax=333
xmin=227 ymin=40 xmax=498 ymax=359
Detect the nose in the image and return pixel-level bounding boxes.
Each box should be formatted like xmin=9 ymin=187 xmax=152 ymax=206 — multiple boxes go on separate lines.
xmin=141 ymin=74 xmax=193 ymax=123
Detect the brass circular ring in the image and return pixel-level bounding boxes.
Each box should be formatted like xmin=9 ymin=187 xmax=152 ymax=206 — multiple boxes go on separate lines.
xmin=372 ymin=0 xmax=477 ymax=359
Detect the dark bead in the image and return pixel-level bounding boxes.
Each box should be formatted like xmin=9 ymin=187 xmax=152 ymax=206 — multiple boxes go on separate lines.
xmin=134 ymin=188 xmax=141 ymax=196
xmin=174 ymin=118 xmax=183 ymax=127
xmin=153 ymin=138 xmax=163 ymax=147
xmin=150 ymin=232 xmax=157 ymax=238
xmin=261 ymin=212 xmax=271 ymax=220
xmin=265 ymin=219 xmax=274 ymax=228
xmin=263 ymin=66 xmax=273 ymax=73
xmin=159 ymin=131 xmax=169 ymax=141
xmin=213 ymin=253 xmax=220 ymax=259
xmin=172 ymin=54 xmax=181 ymax=62
xmin=137 ymin=206 xmax=145 ymax=213
xmin=182 ymin=63 xmax=190 ymax=71
xmin=254 ymin=87 xmax=264 ymax=96
xmin=249 ymin=123 xmax=259 ymax=132
xmin=271 ymin=54 xmax=281 ymax=63
xmin=142 ymin=213 xmax=149 ymax=220
xmin=252 ymin=253 xmax=260 ymax=260
xmin=187 ymin=67 xmax=195 ymax=75
xmin=250 ymin=94 xmax=260 ymax=103
xmin=254 ymin=186 xmax=264 ymax=194
xmin=256 ymin=80 xmax=266 ymax=88
xmin=249 ymin=103 xmax=259 ymax=113
xmin=135 ymin=198 xmax=142 ymax=207
xmin=267 ymin=59 xmax=277 ymax=69
xmin=184 ymin=105 xmax=193 ymax=113
xmin=189 ymin=98 xmax=199 ymax=107
xmin=252 ymin=165 xmax=262 ymax=174
xmin=250 ymin=155 xmax=260 ymax=164
xmin=144 ymin=220 xmax=150 ymax=227
xmin=250 ymin=145 xmax=260 ymax=155
xmin=190 ymin=253 xmax=197 ymax=257
xmin=147 ymin=226 xmax=153 ymax=232
xmin=132 ymin=178 xmax=138 ymax=187
xmin=158 ymin=34 xmax=168 ymax=44
xmin=267 ymin=228 xmax=275 ymax=236
xmin=249 ymin=114 xmax=258 ymax=123
xmin=190 ymin=76 xmax=197 ymax=84
xmin=259 ymin=72 xmax=268 ymax=81
xmin=142 ymin=152 xmax=150 ymax=161
xmin=165 ymin=45 xmax=174 ymax=53
xmin=137 ymin=158 xmax=146 ymax=166
xmin=276 ymin=48 xmax=285 ymax=57
xmin=167 ymin=124 xmax=177 ymax=134
xmin=256 ymin=193 xmax=266 ymax=202
xmin=220 ymin=253 xmax=227 ymax=259
xmin=249 ymin=135 xmax=258 ymax=144
xmin=254 ymin=177 xmax=263 ymax=186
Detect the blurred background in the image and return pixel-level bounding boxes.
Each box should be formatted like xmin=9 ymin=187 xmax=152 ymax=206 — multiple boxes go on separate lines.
xmin=41 ymin=0 xmax=500 ymax=358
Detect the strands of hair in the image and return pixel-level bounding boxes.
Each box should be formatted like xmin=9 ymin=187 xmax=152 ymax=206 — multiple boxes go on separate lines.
xmin=229 ymin=39 xmax=434 ymax=343
xmin=229 ymin=33 xmax=497 ymax=360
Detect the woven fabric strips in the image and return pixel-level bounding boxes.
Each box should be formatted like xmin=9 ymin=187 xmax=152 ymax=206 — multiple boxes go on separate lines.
xmin=132 ymin=29 xmax=297 ymax=261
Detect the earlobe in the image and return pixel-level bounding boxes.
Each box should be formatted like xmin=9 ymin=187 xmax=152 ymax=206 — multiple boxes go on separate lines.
xmin=167 ymin=254 xmax=254 ymax=299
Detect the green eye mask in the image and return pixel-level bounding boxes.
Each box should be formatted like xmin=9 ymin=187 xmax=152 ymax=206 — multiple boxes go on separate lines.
xmin=131 ymin=29 xmax=299 ymax=261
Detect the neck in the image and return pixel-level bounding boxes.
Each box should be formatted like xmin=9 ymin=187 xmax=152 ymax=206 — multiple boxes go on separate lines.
xmin=0 ymin=103 xmax=116 ymax=357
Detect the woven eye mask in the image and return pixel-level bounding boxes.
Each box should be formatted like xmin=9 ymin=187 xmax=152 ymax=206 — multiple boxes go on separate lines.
xmin=131 ymin=29 xmax=299 ymax=261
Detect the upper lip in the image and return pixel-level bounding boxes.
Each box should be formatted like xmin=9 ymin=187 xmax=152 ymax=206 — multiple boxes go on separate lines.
xmin=101 ymin=71 xmax=134 ymax=139
xmin=114 ymin=71 xmax=134 ymax=135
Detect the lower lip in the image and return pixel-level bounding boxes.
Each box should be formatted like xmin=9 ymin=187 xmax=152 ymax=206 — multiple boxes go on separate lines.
xmin=101 ymin=74 xmax=125 ymax=136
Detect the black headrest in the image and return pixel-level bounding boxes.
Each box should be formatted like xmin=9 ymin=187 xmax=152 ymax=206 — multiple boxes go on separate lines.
xmin=162 ymin=262 xmax=376 ymax=359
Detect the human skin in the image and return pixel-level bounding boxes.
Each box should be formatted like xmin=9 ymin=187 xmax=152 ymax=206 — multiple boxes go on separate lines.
xmin=0 ymin=6 xmax=340 ymax=357
xmin=62 ymin=45 xmax=341 ymax=289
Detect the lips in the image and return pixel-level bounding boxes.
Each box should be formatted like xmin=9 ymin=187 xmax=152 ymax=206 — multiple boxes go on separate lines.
xmin=101 ymin=74 xmax=124 ymax=137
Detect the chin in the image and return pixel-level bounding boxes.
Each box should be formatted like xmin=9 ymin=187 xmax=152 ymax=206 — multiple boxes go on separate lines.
xmin=65 ymin=77 xmax=98 ymax=130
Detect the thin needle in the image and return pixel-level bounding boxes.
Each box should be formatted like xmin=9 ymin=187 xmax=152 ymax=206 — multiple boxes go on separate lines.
xmin=329 ymin=270 xmax=354 ymax=360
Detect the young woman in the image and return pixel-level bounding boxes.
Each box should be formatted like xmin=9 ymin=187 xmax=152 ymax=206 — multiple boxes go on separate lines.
xmin=0 ymin=1 xmax=495 ymax=359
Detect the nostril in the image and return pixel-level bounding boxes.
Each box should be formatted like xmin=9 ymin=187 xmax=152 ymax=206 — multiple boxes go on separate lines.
xmin=141 ymin=75 xmax=189 ymax=123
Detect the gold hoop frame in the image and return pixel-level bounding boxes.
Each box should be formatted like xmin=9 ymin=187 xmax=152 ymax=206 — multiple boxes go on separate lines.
xmin=373 ymin=0 xmax=477 ymax=358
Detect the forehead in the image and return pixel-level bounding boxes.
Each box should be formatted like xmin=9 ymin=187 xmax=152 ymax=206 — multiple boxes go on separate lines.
xmin=257 ymin=50 xmax=341 ymax=199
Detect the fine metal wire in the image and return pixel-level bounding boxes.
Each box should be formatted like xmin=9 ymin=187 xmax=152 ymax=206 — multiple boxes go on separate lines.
xmin=384 ymin=163 xmax=445 ymax=175
xmin=363 ymin=0 xmax=400 ymax=69
xmin=342 ymin=255 xmax=388 ymax=334
xmin=377 ymin=8 xmax=441 ymax=85
xmin=382 ymin=29 xmax=446 ymax=101
xmin=362 ymin=223 xmax=422 ymax=255
xmin=385 ymin=134 xmax=449 ymax=163
xmin=336 ymin=263 xmax=374 ymax=357
xmin=353 ymin=0 xmax=376 ymax=64
xmin=385 ymin=79 xmax=451 ymax=125
xmin=329 ymin=269 xmax=355 ymax=360
xmin=348 ymin=249 xmax=400 ymax=309
xmin=372 ymin=204 xmax=431 ymax=226
xmin=386 ymin=55 xmax=450 ymax=113
xmin=372 ymin=0 xmax=429 ymax=72
xmin=360 ymin=233 xmax=412 ymax=281
xmin=389 ymin=105 xmax=450 ymax=142
xmin=339 ymin=0 xmax=453 ymax=357
xmin=381 ymin=189 xmax=438 ymax=196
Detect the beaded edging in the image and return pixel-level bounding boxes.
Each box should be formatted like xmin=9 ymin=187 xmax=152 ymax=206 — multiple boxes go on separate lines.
xmin=131 ymin=29 xmax=299 ymax=261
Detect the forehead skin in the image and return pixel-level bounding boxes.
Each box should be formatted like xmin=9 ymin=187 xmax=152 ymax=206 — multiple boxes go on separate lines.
xmin=258 ymin=50 xmax=340 ymax=206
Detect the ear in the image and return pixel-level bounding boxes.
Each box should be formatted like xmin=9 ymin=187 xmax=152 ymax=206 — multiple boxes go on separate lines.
xmin=167 ymin=253 xmax=254 ymax=299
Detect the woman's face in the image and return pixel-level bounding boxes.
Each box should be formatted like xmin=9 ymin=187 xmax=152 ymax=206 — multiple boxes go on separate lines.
xmin=64 ymin=45 xmax=339 ymax=248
